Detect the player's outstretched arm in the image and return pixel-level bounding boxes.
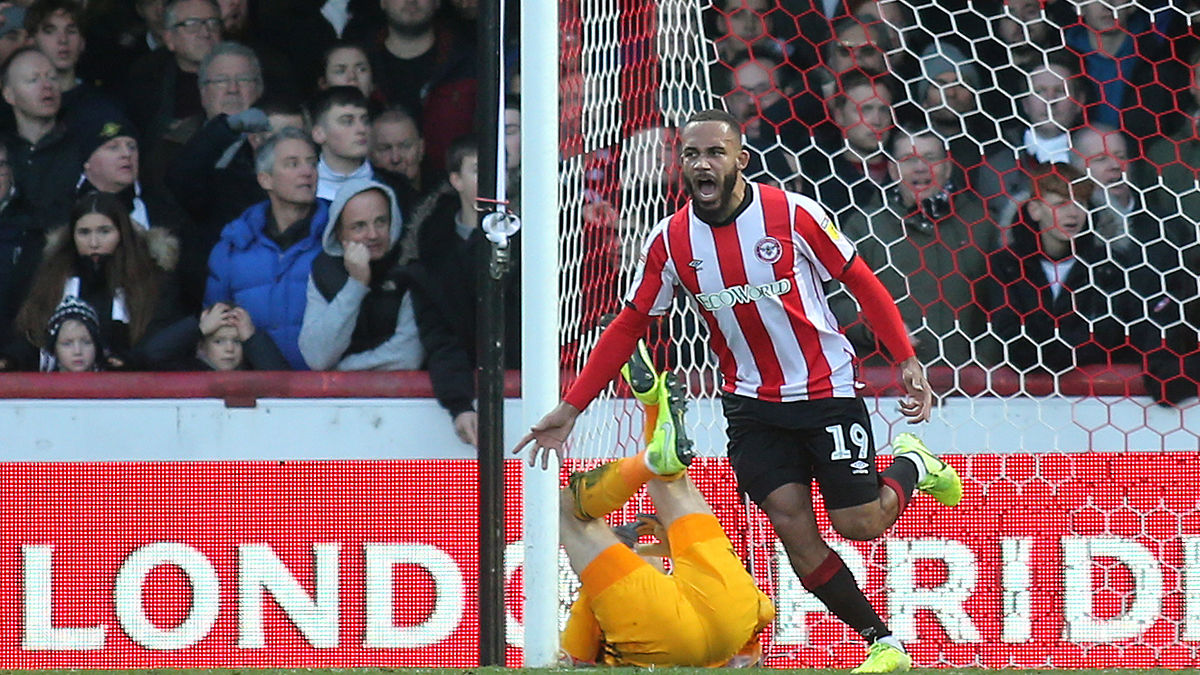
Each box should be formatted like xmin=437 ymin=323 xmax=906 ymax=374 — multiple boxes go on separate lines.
xmin=511 ymin=401 xmax=581 ymax=469
xmin=898 ymin=356 xmax=932 ymax=423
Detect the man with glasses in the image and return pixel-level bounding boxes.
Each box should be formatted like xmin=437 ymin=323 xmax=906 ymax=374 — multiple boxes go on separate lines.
xmin=123 ymin=0 xmax=221 ymax=143
xmin=197 ymin=40 xmax=262 ymax=120
xmin=165 ymin=41 xmax=283 ymax=312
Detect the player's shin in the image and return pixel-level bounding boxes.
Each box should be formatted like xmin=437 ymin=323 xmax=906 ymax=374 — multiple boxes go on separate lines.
xmin=800 ymin=549 xmax=893 ymax=644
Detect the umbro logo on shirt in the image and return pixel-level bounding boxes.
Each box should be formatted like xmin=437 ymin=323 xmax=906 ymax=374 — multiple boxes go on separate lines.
xmin=688 ymin=259 xmax=703 ymax=270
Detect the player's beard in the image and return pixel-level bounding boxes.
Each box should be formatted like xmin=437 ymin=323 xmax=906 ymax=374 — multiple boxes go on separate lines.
xmin=687 ymin=169 xmax=739 ymax=222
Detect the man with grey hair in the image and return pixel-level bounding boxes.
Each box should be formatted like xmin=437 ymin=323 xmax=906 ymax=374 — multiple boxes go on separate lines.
xmin=197 ymin=40 xmax=262 ymax=120
xmin=166 ymin=41 xmax=287 ymax=312
xmin=124 ymin=0 xmax=222 ymax=141
xmin=204 ymin=128 xmax=329 ymax=369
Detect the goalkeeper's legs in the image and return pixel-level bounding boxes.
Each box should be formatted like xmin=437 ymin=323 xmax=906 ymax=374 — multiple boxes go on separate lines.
xmin=644 ymin=471 xmax=712 ymax=530
xmin=568 ymin=365 xmax=694 ymax=520
xmin=559 ymin=489 xmax=625 ymax=577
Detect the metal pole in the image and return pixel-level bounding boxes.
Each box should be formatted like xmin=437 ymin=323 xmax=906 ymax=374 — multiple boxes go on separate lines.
xmin=475 ymin=0 xmax=507 ymax=663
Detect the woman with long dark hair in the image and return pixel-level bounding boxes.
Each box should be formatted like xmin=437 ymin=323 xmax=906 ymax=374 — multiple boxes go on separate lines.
xmin=7 ymin=192 xmax=182 ymax=369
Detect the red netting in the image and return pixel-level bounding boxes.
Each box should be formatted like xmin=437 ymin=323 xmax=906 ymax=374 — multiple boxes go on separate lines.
xmin=555 ymin=0 xmax=1200 ymax=669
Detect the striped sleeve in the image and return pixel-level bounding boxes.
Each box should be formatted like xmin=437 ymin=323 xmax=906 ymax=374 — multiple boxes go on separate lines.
xmin=623 ymin=216 xmax=678 ymax=316
xmin=789 ymin=195 xmax=856 ymax=281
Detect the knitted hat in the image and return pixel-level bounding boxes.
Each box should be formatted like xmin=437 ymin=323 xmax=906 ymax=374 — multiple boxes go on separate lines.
xmin=916 ymin=42 xmax=982 ymax=103
xmin=76 ymin=108 xmax=139 ymax=163
xmin=0 ymin=5 xmax=25 ymax=39
xmin=45 ymin=296 xmax=103 ymax=349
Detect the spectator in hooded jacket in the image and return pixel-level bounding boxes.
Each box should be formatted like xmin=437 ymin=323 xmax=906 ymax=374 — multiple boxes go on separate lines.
xmin=300 ymin=178 xmax=477 ymax=444
xmin=204 ymin=127 xmax=328 ymax=369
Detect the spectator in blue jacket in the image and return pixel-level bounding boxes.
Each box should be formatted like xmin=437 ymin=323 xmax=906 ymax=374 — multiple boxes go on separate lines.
xmin=204 ymin=127 xmax=327 ymax=369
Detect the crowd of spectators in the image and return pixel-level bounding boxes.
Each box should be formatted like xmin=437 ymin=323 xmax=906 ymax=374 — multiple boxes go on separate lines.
xmin=1 ymin=0 xmax=1196 ymax=430
xmin=0 ymin=0 xmax=519 ymax=442
xmin=689 ymin=0 xmax=1199 ymax=406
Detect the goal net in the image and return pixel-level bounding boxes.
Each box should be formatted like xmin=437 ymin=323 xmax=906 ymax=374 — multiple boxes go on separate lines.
xmin=548 ymin=0 xmax=1200 ymax=669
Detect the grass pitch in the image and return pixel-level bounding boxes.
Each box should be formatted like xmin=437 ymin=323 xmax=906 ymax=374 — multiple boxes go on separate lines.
xmin=0 ymin=662 xmax=1185 ymax=667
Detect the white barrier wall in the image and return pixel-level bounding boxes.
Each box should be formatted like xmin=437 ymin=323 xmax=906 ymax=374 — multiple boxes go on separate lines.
xmin=1 ymin=396 xmax=1196 ymax=462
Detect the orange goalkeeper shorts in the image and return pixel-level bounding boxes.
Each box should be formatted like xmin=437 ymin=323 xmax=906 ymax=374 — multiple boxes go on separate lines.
xmin=579 ymin=513 xmax=775 ymax=667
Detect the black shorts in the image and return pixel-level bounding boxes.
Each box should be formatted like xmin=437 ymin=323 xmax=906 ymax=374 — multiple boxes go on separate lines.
xmin=722 ymin=394 xmax=879 ymax=510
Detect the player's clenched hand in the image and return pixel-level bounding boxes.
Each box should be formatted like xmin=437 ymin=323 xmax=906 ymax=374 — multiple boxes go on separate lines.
xmin=898 ymin=356 xmax=932 ymax=423
xmin=511 ymin=401 xmax=580 ymax=469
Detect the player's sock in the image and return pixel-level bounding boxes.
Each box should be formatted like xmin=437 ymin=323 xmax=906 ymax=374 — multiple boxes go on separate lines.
xmin=801 ymin=549 xmax=891 ymax=642
xmin=568 ymin=454 xmax=653 ymax=520
xmin=880 ymin=457 xmax=918 ymax=516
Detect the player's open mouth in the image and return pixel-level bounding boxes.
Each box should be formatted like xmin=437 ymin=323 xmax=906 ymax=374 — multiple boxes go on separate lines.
xmin=695 ymin=178 xmax=718 ymax=200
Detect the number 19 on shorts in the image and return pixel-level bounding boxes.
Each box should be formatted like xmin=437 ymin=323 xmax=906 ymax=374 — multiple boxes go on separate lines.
xmin=826 ymin=423 xmax=869 ymax=461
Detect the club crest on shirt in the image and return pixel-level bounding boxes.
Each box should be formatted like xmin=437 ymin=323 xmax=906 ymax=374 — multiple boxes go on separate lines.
xmin=754 ymin=236 xmax=782 ymax=264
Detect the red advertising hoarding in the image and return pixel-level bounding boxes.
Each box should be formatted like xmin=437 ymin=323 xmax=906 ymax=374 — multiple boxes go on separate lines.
xmin=1 ymin=455 xmax=1198 ymax=668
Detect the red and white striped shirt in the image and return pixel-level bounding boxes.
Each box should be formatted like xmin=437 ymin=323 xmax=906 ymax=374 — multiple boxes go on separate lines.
xmin=624 ymin=183 xmax=860 ymax=401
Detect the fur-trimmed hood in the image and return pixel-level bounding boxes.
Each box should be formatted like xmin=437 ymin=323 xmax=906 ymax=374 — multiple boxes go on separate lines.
xmin=43 ymin=225 xmax=180 ymax=272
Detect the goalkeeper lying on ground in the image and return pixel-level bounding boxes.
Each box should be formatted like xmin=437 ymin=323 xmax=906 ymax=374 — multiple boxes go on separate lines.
xmin=543 ymin=344 xmax=775 ymax=667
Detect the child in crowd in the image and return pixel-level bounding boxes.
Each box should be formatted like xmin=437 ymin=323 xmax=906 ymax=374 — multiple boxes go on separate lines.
xmin=6 ymin=192 xmax=183 ymax=370
xmin=142 ymin=301 xmax=290 ymax=371
xmin=191 ymin=302 xmax=288 ymax=370
xmin=42 ymin=296 xmax=107 ymax=372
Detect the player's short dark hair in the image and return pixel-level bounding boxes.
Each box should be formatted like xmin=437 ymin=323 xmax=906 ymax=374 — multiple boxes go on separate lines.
xmin=309 ymin=85 xmax=369 ymax=126
xmin=446 ymin=133 xmax=479 ymax=174
xmin=684 ymin=108 xmax=742 ymax=135
xmin=25 ymin=0 xmax=84 ymax=32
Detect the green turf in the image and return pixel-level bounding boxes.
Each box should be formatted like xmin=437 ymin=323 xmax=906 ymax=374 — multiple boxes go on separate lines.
xmin=0 ymin=662 xmax=1185 ymax=667
xmin=0 ymin=669 xmax=1191 ymax=675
